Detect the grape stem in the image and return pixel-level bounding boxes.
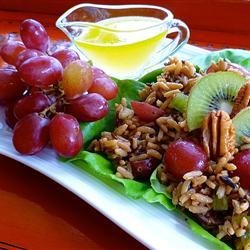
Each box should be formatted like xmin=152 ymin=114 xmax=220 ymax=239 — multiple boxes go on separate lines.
xmin=43 ymin=84 xmax=63 ymax=95
xmin=39 ymin=85 xmax=70 ymax=118
xmin=39 ymin=102 xmax=57 ymax=117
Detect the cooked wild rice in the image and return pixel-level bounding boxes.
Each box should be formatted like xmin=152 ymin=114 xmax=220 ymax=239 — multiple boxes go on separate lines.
xmin=91 ymin=58 xmax=250 ymax=246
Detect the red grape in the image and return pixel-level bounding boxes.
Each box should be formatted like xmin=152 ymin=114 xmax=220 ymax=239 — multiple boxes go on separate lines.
xmin=131 ymin=158 xmax=159 ymax=180
xmin=12 ymin=113 xmax=50 ymax=154
xmin=164 ymin=139 xmax=208 ymax=180
xmin=20 ymin=19 xmax=49 ymax=52
xmin=88 ymin=76 xmax=118 ymax=100
xmin=62 ymin=60 xmax=93 ymax=99
xmin=0 ymin=40 xmax=25 ymax=65
xmin=0 ymin=68 xmax=26 ymax=103
xmin=19 ymin=55 xmax=63 ymax=88
xmin=50 ymin=113 xmax=83 ymax=157
xmin=131 ymin=101 xmax=165 ymax=122
xmin=5 ymin=102 xmax=19 ymax=128
xmin=0 ymin=34 xmax=7 ymax=49
xmin=67 ymin=93 xmax=108 ymax=122
xmin=15 ymin=49 xmax=44 ymax=68
xmin=92 ymin=66 xmax=106 ymax=77
xmin=14 ymin=92 xmax=51 ymax=119
xmin=231 ymin=150 xmax=250 ymax=189
xmin=51 ymin=48 xmax=80 ymax=68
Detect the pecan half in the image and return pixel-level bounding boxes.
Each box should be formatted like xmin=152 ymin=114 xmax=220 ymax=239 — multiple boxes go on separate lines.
xmin=207 ymin=59 xmax=250 ymax=78
xmin=206 ymin=60 xmax=228 ymax=73
xmin=231 ymin=82 xmax=250 ymax=118
xmin=202 ymin=110 xmax=236 ymax=160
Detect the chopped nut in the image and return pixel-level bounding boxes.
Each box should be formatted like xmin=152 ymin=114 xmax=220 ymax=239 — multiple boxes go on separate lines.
xmin=231 ymin=82 xmax=250 ymax=118
xmin=207 ymin=59 xmax=250 ymax=78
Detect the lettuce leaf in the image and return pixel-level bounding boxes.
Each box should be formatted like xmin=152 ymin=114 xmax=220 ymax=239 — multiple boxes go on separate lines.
xmin=191 ymin=48 xmax=250 ymax=71
xmin=143 ymin=165 xmax=174 ymax=210
xmin=143 ymin=188 xmax=175 ymax=210
xmin=139 ymin=68 xmax=163 ymax=83
xmin=143 ymin=188 xmax=232 ymax=250
xmin=80 ymin=78 xmax=146 ymax=147
xmin=178 ymin=211 xmax=232 ymax=250
xmin=67 ymin=151 xmax=149 ymax=199
xmin=150 ymin=167 xmax=172 ymax=199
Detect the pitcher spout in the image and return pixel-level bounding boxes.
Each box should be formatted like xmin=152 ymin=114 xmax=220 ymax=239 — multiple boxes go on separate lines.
xmin=56 ymin=3 xmax=112 ymax=41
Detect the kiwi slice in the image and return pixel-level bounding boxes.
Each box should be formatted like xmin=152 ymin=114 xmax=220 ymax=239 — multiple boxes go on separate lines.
xmin=232 ymin=107 xmax=250 ymax=146
xmin=169 ymin=92 xmax=188 ymax=113
xmin=187 ymin=72 xmax=246 ymax=131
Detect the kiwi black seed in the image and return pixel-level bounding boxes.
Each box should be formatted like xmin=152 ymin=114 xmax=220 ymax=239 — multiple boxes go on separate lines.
xmin=187 ymin=71 xmax=246 ymax=131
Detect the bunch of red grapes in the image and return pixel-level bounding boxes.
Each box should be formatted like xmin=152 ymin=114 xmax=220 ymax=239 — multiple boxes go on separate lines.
xmin=0 ymin=19 xmax=118 ymax=157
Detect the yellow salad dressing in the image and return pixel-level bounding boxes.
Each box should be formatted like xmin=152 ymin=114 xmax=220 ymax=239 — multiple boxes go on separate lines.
xmin=74 ymin=16 xmax=167 ymax=78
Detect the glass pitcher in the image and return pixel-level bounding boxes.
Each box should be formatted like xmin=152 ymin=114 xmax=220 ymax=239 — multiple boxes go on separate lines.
xmin=56 ymin=4 xmax=190 ymax=79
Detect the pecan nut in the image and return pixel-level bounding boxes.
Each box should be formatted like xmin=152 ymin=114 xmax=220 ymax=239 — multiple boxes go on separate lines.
xmin=202 ymin=110 xmax=236 ymax=160
xmin=207 ymin=59 xmax=250 ymax=78
xmin=231 ymin=82 xmax=250 ymax=118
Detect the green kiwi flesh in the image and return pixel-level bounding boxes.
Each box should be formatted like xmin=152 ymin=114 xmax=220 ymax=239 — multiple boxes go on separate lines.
xmin=232 ymin=107 xmax=250 ymax=146
xmin=170 ymin=92 xmax=188 ymax=113
xmin=187 ymin=72 xmax=246 ymax=131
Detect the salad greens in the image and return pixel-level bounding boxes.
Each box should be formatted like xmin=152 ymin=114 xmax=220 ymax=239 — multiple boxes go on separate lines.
xmin=67 ymin=151 xmax=148 ymax=198
xmin=143 ymin=167 xmax=174 ymax=210
xmin=150 ymin=167 xmax=172 ymax=199
xmin=139 ymin=68 xmax=163 ymax=83
xmin=66 ymin=49 xmax=250 ymax=249
xmin=184 ymin=213 xmax=232 ymax=250
xmin=190 ymin=48 xmax=250 ymax=71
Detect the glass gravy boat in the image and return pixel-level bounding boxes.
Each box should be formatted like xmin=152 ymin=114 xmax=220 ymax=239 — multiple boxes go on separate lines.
xmin=56 ymin=4 xmax=190 ymax=79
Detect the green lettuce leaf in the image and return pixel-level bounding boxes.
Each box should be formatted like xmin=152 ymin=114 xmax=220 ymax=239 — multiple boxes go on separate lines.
xmin=178 ymin=211 xmax=232 ymax=250
xmin=150 ymin=167 xmax=171 ymax=199
xmin=139 ymin=68 xmax=163 ymax=83
xmin=67 ymin=151 xmax=149 ymax=199
xmin=191 ymin=48 xmax=250 ymax=71
xmin=240 ymin=58 xmax=250 ymax=68
xmin=81 ymin=78 xmax=146 ymax=147
xmin=143 ymin=165 xmax=174 ymax=210
xmin=143 ymin=188 xmax=175 ymax=210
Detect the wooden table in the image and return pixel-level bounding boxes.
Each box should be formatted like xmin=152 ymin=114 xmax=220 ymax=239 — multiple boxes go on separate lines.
xmin=1 ymin=1 xmax=250 ymax=249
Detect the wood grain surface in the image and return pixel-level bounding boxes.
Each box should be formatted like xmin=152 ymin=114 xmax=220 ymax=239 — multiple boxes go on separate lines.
xmin=1 ymin=0 xmax=250 ymax=49
xmin=0 ymin=155 xmax=146 ymax=250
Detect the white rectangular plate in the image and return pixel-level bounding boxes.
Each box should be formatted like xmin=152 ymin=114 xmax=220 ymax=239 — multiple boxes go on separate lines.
xmin=0 ymin=44 xmax=214 ymax=250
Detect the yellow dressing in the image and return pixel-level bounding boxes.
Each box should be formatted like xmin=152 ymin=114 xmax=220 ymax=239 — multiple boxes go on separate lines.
xmin=74 ymin=16 xmax=167 ymax=78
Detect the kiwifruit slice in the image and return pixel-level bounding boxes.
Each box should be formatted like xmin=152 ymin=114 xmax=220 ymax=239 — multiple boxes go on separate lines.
xmin=232 ymin=107 xmax=250 ymax=146
xmin=187 ymin=72 xmax=246 ymax=131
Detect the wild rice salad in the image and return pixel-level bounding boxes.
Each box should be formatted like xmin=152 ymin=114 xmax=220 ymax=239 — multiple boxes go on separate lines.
xmin=91 ymin=57 xmax=250 ymax=249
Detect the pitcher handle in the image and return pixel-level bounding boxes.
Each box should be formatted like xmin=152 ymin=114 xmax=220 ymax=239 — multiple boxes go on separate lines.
xmin=144 ymin=19 xmax=190 ymax=71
